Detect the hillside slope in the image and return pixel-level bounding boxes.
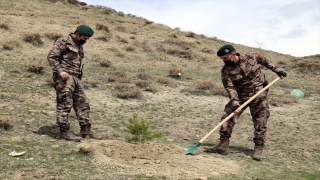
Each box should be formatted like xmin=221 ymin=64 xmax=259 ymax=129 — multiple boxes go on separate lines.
xmin=0 ymin=0 xmax=319 ymax=179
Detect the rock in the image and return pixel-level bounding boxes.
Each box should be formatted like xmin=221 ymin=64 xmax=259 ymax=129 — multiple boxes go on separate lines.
xmin=302 ymin=151 xmax=312 ymax=158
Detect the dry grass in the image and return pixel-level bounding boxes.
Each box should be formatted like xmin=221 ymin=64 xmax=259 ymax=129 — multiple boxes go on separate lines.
xmin=26 ymin=65 xmax=45 ymax=74
xmin=44 ymin=32 xmax=63 ymax=40
xmin=2 ymin=40 xmax=20 ymax=50
xmin=0 ymin=116 xmax=13 ymax=130
xmin=82 ymin=79 xmax=100 ymax=89
xmin=23 ymin=33 xmax=43 ymax=46
xmin=191 ymin=80 xmax=228 ymax=96
xmin=102 ymin=7 xmax=116 ymax=14
xmin=96 ymin=23 xmax=110 ymax=32
xmin=100 ymin=59 xmax=113 ymax=68
xmin=169 ymin=68 xmax=184 ymax=79
xmin=95 ymin=33 xmax=112 ymax=42
xmin=115 ymin=83 xmax=142 ymax=99
xmin=185 ymin=31 xmax=196 ymax=38
xmin=0 ymin=23 xmax=9 ymax=30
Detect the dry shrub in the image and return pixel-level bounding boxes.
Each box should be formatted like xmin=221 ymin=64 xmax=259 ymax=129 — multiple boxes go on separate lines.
xmin=0 ymin=116 xmax=13 ymax=130
xmin=115 ymin=26 xmax=126 ymax=32
xmin=26 ymin=65 xmax=45 ymax=74
xmin=291 ymin=57 xmax=320 ymax=74
xmin=107 ymin=72 xmax=128 ymax=82
xmin=133 ymin=40 xmax=153 ymax=52
xmin=125 ymin=45 xmax=136 ymax=52
xmin=102 ymin=7 xmax=116 ymax=14
xmin=23 ymin=33 xmax=43 ymax=46
xmin=95 ymin=33 xmax=112 ymax=42
xmin=44 ymin=32 xmax=63 ymax=40
xmin=168 ymin=33 xmax=178 ymax=38
xmin=109 ymin=47 xmax=125 ymax=57
xmin=81 ymin=6 xmax=90 ymax=10
xmin=145 ymin=85 xmax=158 ymax=93
xmin=67 ymin=0 xmax=79 ymax=4
xmin=82 ymin=79 xmax=100 ymax=89
xmin=116 ymin=35 xmax=128 ymax=43
xmin=79 ymin=1 xmax=87 ymax=5
xmin=201 ymin=47 xmax=215 ymax=54
xmin=165 ymin=39 xmax=192 ymax=50
xmin=118 ymin=11 xmax=125 ymax=16
xmin=191 ymin=80 xmax=227 ymax=96
xmin=10 ymin=70 xmax=21 ymax=74
xmin=136 ymin=72 xmax=152 ymax=80
xmin=2 ymin=41 xmax=20 ymax=50
xmin=115 ymin=83 xmax=142 ymax=99
xmin=166 ymin=48 xmax=192 ymax=59
xmin=169 ymin=68 xmax=184 ymax=79
xmin=157 ymin=76 xmax=174 ymax=86
xmin=96 ymin=23 xmax=109 ymax=32
xmin=185 ymin=31 xmax=196 ymax=38
xmin=100 ymin=59 xmax=113 ymax=67
xmin=130 ymin=36 xmax=136 ymax=39
xmin=145 ymin=20 xmax=154 ymax=25
xmin=197 ymin=80 xmax=214 ymax=90
xmin=0 ymin=23 xmax=9 ymax=30
xmin=133 ymin=79 xmax=151 ymax=88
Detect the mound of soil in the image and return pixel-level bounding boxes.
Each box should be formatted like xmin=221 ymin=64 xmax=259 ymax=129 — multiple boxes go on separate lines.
xmin=77 ymin=140 xmax=241 ymax=179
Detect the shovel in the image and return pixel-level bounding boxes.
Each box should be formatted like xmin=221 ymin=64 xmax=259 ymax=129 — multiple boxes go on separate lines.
xmin=183 ymin=77 xmax=281 ymax=154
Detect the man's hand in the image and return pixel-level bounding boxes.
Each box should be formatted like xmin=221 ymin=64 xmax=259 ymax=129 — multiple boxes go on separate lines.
xmin=59 ymin=72 xmax=69 ymax=80
xmin=276 ymin=71 xmax=287 ymax=79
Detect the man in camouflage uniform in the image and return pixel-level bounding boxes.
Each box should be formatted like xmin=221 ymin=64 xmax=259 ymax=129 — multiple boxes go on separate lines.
xmin=204 ymin=44 xmax=287 ymax=161
xmin=47 ymin=25 xmax=102 ymax=141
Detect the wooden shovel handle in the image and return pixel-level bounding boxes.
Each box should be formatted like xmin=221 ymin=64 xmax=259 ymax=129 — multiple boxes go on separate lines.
xmin=199 ymin=77 xmax=281 ymax=143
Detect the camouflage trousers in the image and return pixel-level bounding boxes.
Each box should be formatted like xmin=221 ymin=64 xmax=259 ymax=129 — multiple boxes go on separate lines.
xmin=53 ymin=74 xmax=92 ymax=127
xmin=219 ymin=90 xmax=270 ymax=144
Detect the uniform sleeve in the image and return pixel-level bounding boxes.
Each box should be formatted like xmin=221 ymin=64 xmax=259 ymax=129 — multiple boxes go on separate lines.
xmin=47 ymin=38 xmax=66 ymax=74
xmin=255 ymin=53 xmax=282 ymax=73
xmin=221 ymin=72 xmax=240 ymax=107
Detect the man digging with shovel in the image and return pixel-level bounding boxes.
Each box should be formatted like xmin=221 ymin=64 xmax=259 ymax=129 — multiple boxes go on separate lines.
xmin=203 ymin=44 xmax=287 ymax=161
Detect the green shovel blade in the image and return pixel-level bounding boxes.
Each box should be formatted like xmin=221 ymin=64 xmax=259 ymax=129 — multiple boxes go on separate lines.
xmin=182 ymin=142 xmax=202 ymax=154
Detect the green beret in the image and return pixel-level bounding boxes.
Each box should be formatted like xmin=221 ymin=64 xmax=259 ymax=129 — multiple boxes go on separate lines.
xmin=217 ymin=44 xmax=236 ymax=56
xmin=76 ymin=25 xmax=94 ymax=37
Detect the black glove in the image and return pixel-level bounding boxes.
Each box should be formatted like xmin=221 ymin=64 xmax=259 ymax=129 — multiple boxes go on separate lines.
xmin=232 ymin=105 xmax=240 ymax=112
xmin=276 ymin=71 xmax=287 ymax=77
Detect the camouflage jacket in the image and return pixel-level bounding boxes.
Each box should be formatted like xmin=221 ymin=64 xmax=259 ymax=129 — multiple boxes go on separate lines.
xmin=221 ymin=52 xmax=282 ymax=107
xmin=47 ymin=33 xmax=84 ymax=76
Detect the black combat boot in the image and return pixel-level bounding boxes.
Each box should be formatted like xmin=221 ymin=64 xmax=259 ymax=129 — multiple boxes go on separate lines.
xmin=59 ymin=124 xmax=82 ymax=142
xmin=80 ymin=125 xmax=102 ymax=140
xmin=203 ymin=137 xmax=230 ymax=155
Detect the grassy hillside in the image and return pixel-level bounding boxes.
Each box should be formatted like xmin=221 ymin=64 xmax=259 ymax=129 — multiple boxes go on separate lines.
xmin=0 ymin=0 xmax=319 ymax=179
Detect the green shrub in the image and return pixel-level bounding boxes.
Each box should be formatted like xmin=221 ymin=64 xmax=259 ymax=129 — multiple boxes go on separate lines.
xmin=123 ymin=113 xmax=162 ymax=143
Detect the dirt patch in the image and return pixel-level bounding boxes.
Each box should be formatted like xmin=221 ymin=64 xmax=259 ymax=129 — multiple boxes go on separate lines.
xmin=77 ymin=139 xmax=241 ymax=179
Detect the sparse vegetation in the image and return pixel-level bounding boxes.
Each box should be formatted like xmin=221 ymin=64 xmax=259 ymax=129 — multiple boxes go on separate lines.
xmin=2 ymin=40 xmax=20 ymax=50
xmin=0 ymin=0 xmax=319 ymax=180
xmin=0 ymin=116 xmax=13 ymax=130
xmin=0 ymin=23 xmax=9 ymax=30
xmin=44 ymin=32 xmax=63 ymax=40
xmin=22 ymin=33 xmax=43 ymax=46
xmin=169 ymin=68 xmax=184 ymax=79
xmin=26 ymin=64 xmax=45 ymax=74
